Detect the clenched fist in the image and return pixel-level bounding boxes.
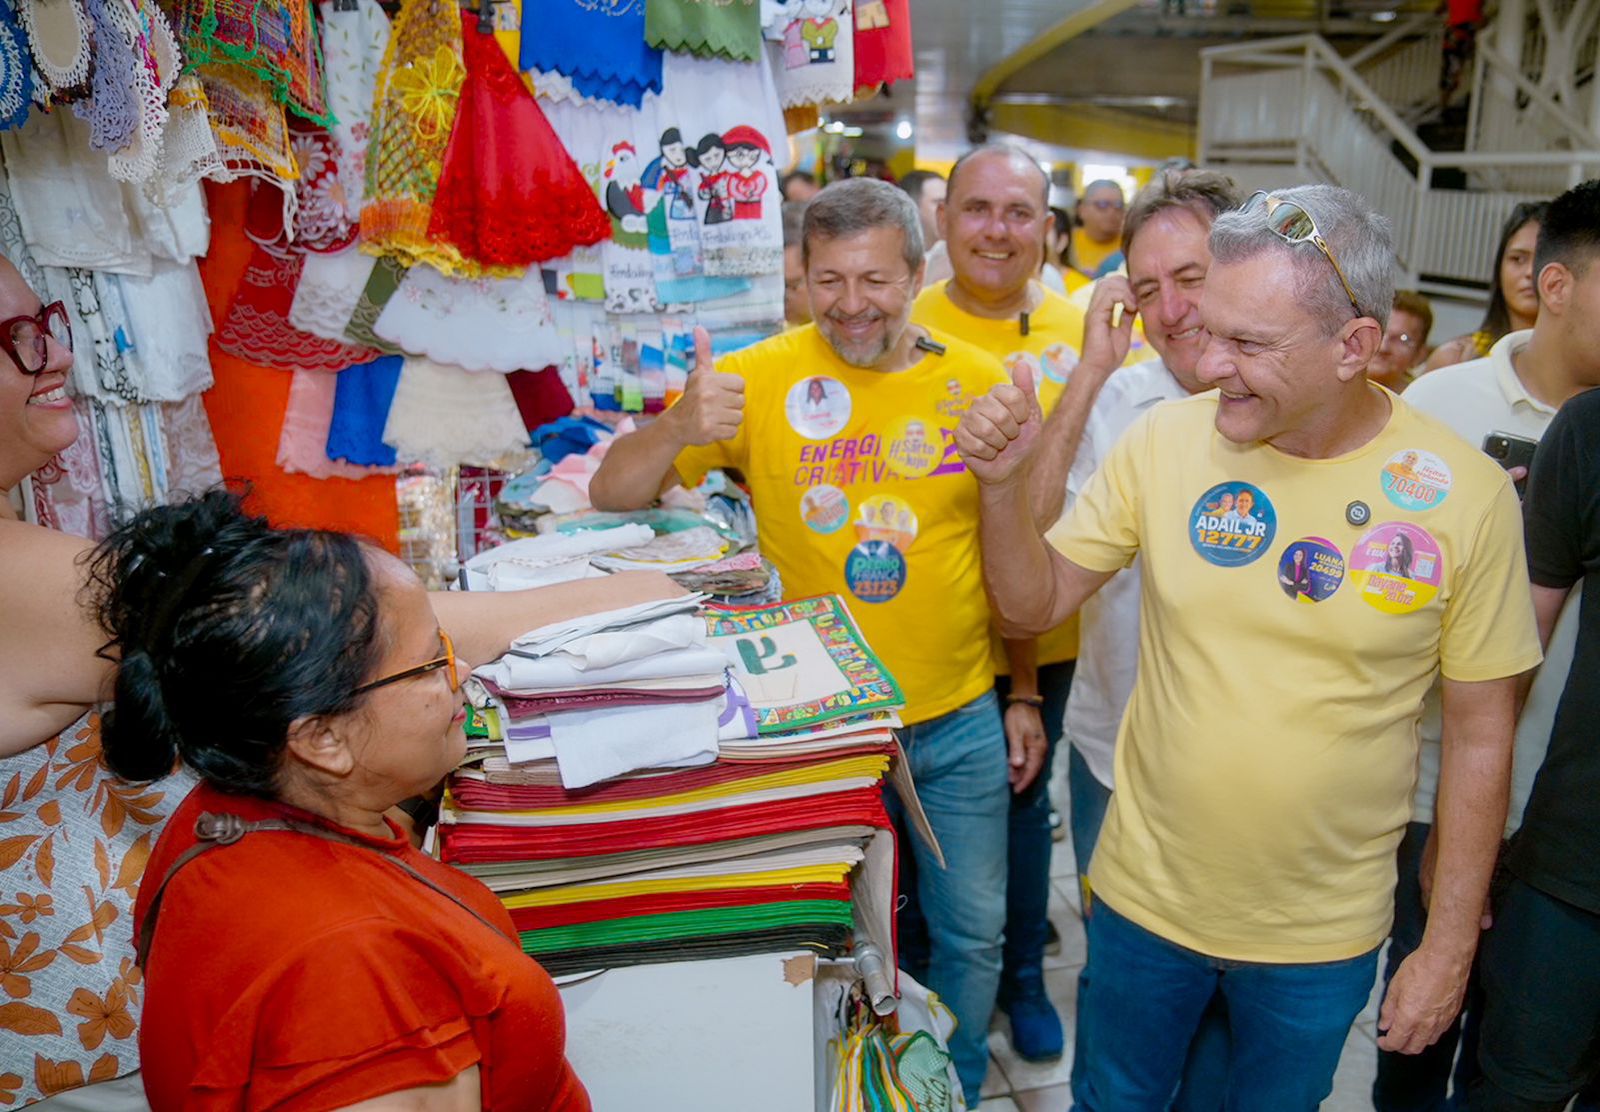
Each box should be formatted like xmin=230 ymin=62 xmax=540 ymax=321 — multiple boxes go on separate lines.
xmin=669 ymin=326 xmax=745 ymax=447
xmin=956 ymin=359 xmax=1043 ymax=486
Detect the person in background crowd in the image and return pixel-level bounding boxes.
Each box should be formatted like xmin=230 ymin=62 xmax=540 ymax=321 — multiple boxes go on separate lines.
xmin=780 ymin=169 xmax=820 ymax=203
xmin=782 ymin=201 xmax=811 ymax=326
xmin=97 ymin=491 xmax=610 ymax=1111
xmin=1040 ymin=205 xmax=1083 ymax=296
xmin=590 ymin=178 xmax=1028 ymax=1110
xmin=1369 ymin=290 xmax=1434 ymax=391
xmin=1009 ymin=166 xmax=1242 ymax=1106
xmin=1463 ymin=179 xmax=1600 ymax=1112
xmin=958 ymin=184 xmax=1541 ymax=1110
xmin=898 ymin=169 xmax=948 ymax=251
xmin=903 ymin=169 xmax=954 ymax=285
xmin=1425 ymin=202 xmax=1547 ymax=373
xmin=1073 ymin=180 xmax=1128 ymax=280
xmin=910 ymin=143 xmax=1093 ymax=1063
xmin=1379 ymin=178 xmax=1600 ymax=1112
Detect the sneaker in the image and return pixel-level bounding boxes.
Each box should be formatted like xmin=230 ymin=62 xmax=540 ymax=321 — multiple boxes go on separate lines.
xmin=1049 ymin=807 xmax=1067 ymax=843
xmin=1005 ymin=988 xmax=1065 ymax=1062
xmin=1044 ymin=918 xmax=1061 ymax=956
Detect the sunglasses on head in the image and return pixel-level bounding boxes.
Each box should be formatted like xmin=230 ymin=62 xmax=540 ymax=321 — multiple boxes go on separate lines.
xmin=1243 ymin=191 xmax=1364 ymax=319
xmin=1 ymin=302 xmax=73 ymax=374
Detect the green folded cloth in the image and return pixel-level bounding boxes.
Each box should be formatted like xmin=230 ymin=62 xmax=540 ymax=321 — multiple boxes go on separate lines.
xmin=519 ymin=899 xmax=853 ymax=954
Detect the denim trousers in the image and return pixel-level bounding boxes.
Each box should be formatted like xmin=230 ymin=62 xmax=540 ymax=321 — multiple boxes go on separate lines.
xmin=886 ymin=689 xmax=1011 ymax=1108
xmin=996 ymin=660 xmax=1075 ymax=1000
xmin=1076 ymin=899 xmax=1378 ymax=1112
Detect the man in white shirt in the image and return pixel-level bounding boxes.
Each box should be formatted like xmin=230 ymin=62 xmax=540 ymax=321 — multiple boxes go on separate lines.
xmin=1376 ymin=195 xmax=1600 ymax=1110
xmin=1020 ymin=167 xmax=1243 ymax=1106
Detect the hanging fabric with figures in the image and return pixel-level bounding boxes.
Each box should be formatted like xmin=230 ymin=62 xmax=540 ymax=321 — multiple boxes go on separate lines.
xmin=851 ymin=0 xmax=911 ymax=92
xmin=764 ymin=0 xmax=853 ymax=107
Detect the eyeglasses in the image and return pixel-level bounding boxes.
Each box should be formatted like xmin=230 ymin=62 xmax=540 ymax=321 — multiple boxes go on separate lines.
xmin=1085 ymin=198 xmax=1125 ymax=211
xmin=1243 ymin=191 xmax=1364 ymax=319
xmin=353 ymin=629 xmax=460 ymax=696
xmin=1 ymin=302 xmax=73 ymax=374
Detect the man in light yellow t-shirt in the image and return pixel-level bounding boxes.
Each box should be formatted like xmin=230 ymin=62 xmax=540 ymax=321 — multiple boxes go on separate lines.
xmin=910 ymin=142 xmax=1096 ymax=1063
xmin=591 ymin=178 xmax=1028 ymax=1109
xmin=955 ymin=184 xmax=1541 ymax=1108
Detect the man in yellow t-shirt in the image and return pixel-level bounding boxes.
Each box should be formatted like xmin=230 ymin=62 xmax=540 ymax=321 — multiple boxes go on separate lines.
xmin=955 ymin=184 xmax=1542 ymax=1107
xmin=910 ymin=142 xmax=1094 ymax=1063
xmin=1073 ymin=180 xmax=1127 ymax=279
xmin=590 ymin=178 xmax=1029 ymax=1109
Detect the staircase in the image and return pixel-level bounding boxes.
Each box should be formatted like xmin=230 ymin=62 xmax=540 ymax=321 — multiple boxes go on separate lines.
xmin=1198 ymin=24 xmax=1600 ymax=299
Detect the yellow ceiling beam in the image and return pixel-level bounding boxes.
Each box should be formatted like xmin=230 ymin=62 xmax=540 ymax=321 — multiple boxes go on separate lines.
xmin=988 ymin=102 xmax=1196 ymax=162
xmin=972 ymin=0 xmax=1146 ymax=106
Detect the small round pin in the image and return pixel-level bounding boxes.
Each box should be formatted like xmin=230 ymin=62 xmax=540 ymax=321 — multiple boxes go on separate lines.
xmin=1346 ymin=500 xmax=1371 ymax=527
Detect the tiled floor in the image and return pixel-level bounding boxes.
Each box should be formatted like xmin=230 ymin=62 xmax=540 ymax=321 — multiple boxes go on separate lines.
xmin=973 ymin=839 xmax=1383 ymax=1111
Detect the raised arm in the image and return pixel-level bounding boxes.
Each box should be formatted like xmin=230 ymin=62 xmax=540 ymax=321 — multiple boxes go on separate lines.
xmin=590 ymin=327 xmax=745 ymax=512
xmin=0 ymin=520 xmax=113 ymax=756
xmin=956 ymin=363 xmax=1115 ymax=637
xmin=430 ymin=571 xmax=688 ymax=669
xmin=1025 ymin=277 xmax=1136 ymax=528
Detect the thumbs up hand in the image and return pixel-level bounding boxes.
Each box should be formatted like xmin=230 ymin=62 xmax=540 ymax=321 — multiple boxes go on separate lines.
xmin=668 ymin=326 xmax=745 ymax=447
xmin=955 ymin=357 xmax=1044 ymax=486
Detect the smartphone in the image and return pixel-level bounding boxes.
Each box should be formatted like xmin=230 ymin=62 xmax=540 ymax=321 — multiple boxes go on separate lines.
xmin=1483 ymin=430 xmax=1539 ymax=496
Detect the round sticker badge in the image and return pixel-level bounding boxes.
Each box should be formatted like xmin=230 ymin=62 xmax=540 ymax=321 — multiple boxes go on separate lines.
xmin=844 ymin=540 xmax=907 ymax=604
xmin=882 ymin=414 xmax=943 ymax=479
xmin=854 ymin=494 xmax=919 ymax=552
xmin=1277 ymin=537 xmax=1346 ymax=603
xmin=1381 ymin=449 xmax=1453 ymax=512
xmin=799 ymin=485 xmax=849 ymax=535
xmin=1188 ymin=481 xmax=1277 ymax=567
xmin=1351 ymin=521 xmax=1445 ymax=614
xmin=1040 ymin=343 xmax=1079 ymax=384
xmin=784 ymin=375 xmax=852 ymax=440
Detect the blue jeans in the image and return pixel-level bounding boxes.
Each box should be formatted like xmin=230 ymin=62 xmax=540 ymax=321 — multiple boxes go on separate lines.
xmin=1064 ymin=750 xmax=1230 ymax=1111
xmin=997 ymin=660 xmax=1074 ymax=1000
xmin=886 ymin=689 xmax=1011 ymax=1108
xmin=1077 ymin=899 xmax=1378 ymax=1112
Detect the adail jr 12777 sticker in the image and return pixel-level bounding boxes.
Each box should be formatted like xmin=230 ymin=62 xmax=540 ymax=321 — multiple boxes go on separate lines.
xmin=1188 ymin=481 xmax=1277 ymax=567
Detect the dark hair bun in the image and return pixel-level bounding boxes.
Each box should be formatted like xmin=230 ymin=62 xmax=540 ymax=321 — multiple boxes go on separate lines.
xmin=89 ymin=490 xmax=384 ymax=794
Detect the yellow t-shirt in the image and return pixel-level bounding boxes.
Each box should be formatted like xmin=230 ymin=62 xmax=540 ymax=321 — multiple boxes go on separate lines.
xmin=913 ymin=280 xmax=1094 ymax=669
xmin=1072 ymin=226 xmax=1120 ymax=277
xmin=674 ymin=324 xmax=1006 ymax=725
xmin=1046 ymin=390 xmax=1542 ymax=962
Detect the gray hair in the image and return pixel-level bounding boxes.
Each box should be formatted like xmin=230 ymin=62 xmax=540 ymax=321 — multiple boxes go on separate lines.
xmin=802 ymin=177 xmax=924 ymax=275
xmin=1209 ymin=184 xmax=1395 ymax=333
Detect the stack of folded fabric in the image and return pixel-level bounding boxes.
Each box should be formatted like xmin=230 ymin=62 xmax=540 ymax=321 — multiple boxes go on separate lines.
xmin=437 ymin=595 xmax=919 ymax=980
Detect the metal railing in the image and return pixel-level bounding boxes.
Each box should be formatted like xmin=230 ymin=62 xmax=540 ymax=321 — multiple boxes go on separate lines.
xmin=1199 ymin=33 xmax=1600 ymax=291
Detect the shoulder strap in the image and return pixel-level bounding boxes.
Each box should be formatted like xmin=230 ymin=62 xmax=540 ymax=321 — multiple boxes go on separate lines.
xmin=136 ymin=811 xmax=510 ymax=969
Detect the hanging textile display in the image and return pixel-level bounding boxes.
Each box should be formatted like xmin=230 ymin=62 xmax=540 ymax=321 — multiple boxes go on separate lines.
xmin=520 ymin=0 xmax=663 ymax=109
xmin=199 ymin=62 xmax=302 ymax=210
xmin=317 ymin=0 xmax=391 ymax=221
xmin=218 ymin=243 xmax=384 ymax=370
xmin=327 ymin=354 xmax=404 ymax=468
xmin=17 ymin=0 xmax=93 ymax=101
xmin=851 ymin=0 xmax=911 ymax=91
xmin=383 ymin=356 xmax=533 ymax=470
xmin=373 ymin=264 xmax=568 ymax=374
xmin=645 ymin=0 xmax=762 ymax=62
xmin=0 ymin=0 xmax=33 ymax=133
xmin=425 ymin=11 xmax=610 ymax=274
xmin=168 ymin=0 xmax=333 ymax=124
xmin=289 ymin=243 xmax=379 ymax=342
xmin=103 ymin=0 xmax=183 ymax=184
xmin=767 ymin=0 xmax=854 ymax=108
xmin=360 ymin=0 xmax=466 ymax=269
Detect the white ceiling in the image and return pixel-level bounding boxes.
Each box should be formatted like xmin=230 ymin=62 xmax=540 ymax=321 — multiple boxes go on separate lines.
xmin=900 ymin=0 xmax=1105 ymax=158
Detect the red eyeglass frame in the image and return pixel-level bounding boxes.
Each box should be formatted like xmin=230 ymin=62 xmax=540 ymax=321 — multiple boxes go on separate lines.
xmin=1 ymin=301 xmax=73 ymax=375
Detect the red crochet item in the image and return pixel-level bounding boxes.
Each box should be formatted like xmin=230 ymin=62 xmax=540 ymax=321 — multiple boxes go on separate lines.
xmin=853 ymin=0 xmax=913 ymax=90
xmin=425 ymin=13 xmax=611 ymax=271
xmin=217 ymin=244 xmax=383 ymax=372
